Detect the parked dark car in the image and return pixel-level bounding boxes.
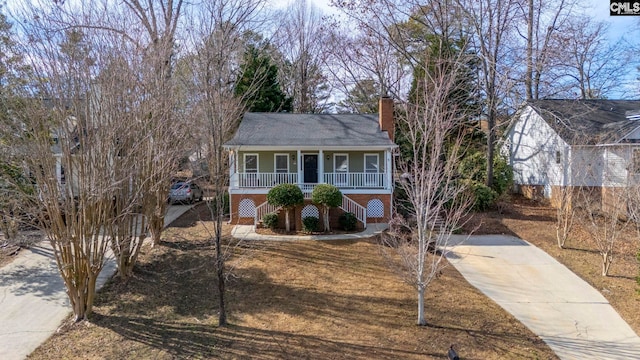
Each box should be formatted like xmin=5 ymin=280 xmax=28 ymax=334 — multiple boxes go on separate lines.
xmin=168 ymin=181 xmax=204 ymax=204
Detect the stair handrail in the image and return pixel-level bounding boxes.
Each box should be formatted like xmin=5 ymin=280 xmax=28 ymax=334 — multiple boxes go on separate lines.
xmin=254 ymin=201 xmax=281 ymax=230
xmin=340 ymin=195 xmax=367 ymax=229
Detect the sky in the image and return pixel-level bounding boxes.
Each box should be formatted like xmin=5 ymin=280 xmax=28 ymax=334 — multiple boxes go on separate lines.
xmin=271 ymin=0 xmax=640 ymax=98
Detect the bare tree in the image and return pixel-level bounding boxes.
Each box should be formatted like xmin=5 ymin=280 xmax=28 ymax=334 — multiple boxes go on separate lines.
xmin=577 ymin=192 xmax=628 ymax=276
xmin=517 ymin=0 xmax=577 ymax=100
xmin=325 ymin=25 xmax=409 ymax=104
xmin=555 ymin=186 xmax=575 ymax=248
xmin=569 ymin=148 xmax=629 ymax=276
xmin=9 ymin=15 xmax=123 ymax=319
xmin=6 ymin=0 xmax=191 ymax=320
xmin=274 ymin=0 xmax=331 ymax=113
xmin=331 ymin=0 xmax=474 ymax=325
xmin=457 ymin=0 xmax=520 ymax=188
xmin=181 ymin=0 xmax=267 ymax=326
xmin=119 ymin=0 xmax=185 ymax=246
xmin=554 ymin=18 xmax=634 ymax=99
xmin=383 ymin=49 xmax=474 ymax=325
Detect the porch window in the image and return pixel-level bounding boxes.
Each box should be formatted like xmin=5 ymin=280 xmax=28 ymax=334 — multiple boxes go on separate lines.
xmin=365 ymin=154 xmax=379 ymax=173
xmin=275 ymin=153 xmax=289 ymax=184
xmin=334 ymin=154 xmax=348 ymax=186
xmin=243 ymin=154 xmax=258 ymax=186
xmin=364 ymin=154 xmax=379 ymax=186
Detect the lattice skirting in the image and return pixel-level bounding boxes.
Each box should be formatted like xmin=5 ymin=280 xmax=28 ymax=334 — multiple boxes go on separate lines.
xmin=367 ymin=199 xmax=384 ymax=218
xmin=238 ymin=199 xmax=256 ymax=218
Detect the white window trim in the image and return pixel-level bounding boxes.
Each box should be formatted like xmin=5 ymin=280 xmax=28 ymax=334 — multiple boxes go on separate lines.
xmin=364 ymin=153 xmax=379 ymax=173
xmin=274 ymin=153 xmax=289 ymax=173
xmin=244 ymin=153 xmax=258 ymax=173
xmin=334 ymin=153 xmax=349 ymax=173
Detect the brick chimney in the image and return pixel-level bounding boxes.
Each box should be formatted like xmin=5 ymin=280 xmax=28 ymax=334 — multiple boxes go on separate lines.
xmin=379 ymin=97 xmax=394 ymax=141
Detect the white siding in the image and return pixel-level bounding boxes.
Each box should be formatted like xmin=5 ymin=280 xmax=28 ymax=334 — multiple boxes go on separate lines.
xmin=505 ymin=106 xmax=568 ymax=189
xmin=603 ymin=147 xmax=628 ymax=187
xmin=569 ymin=147 xmax=604 ymax=187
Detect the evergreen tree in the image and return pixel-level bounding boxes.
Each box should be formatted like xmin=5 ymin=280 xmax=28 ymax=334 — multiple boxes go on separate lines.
xmin=337 ymin=79 xmax=379 ymax=114
xmin=235 ymin=44 xmax=292 ymax=112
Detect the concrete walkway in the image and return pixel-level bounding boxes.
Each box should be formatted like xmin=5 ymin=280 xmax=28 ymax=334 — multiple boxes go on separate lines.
xmin=231 ymin=223 xmax=388 ymax=241
xmin=446 ymin=234 xmax=640 ymax=360
xmin=0 ymin=204 xmax=194 ymax=360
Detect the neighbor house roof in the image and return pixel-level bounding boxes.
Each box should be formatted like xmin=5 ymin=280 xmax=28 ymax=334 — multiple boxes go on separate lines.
xmin=224 ymin=113 xmax=396 ymax=148
xmin=526 ymin=99 xmax=640 ymax=145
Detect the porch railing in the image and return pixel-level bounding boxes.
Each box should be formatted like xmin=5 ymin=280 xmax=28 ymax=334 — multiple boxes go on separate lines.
xmin=340 ymin=195 xmax=367 ymax=229
xmin=238 ymin=172 xmax=298 ymax=187
xmin=254 ymin=201 xmax=282 ymax=230
xmin=233 ymin=172 xmax=386 ymax=189
xmin=324 ymin=172 xmax=386 ymax=189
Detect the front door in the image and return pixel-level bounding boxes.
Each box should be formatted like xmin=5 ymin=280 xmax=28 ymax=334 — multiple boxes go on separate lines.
xmin=303 ymin=154 xmax=318 ymax=183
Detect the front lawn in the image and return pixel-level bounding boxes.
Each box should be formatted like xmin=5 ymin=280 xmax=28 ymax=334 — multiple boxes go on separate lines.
xmin=28 ymin=203 xmax=555 ymax=359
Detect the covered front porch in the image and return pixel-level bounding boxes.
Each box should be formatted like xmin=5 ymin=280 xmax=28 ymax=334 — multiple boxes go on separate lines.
xmin=228 ymin=148 xmax=394 ymax=192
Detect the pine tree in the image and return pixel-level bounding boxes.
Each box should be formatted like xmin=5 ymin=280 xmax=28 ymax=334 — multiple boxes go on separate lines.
xmin=235 ymin=44 xmax=292 ymax=112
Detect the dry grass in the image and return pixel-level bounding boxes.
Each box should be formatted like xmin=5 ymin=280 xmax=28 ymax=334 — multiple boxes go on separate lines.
xmin=28 ymin=203 xmax=555 ymax=359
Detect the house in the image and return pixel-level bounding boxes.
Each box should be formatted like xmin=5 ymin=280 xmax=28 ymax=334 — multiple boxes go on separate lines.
xmin=503 ymin=99 xmax=640 ymax=213
xmin=223 ymin=97 xmax=398 ymax=230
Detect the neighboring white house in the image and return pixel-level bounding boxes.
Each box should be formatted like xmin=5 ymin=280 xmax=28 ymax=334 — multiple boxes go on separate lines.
xmin=503 ymin=99 xmax=640 ymax=212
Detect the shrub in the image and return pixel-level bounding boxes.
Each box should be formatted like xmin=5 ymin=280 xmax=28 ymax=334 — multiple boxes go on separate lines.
xmin=458 ymin=151 xmax=513 ymax=196
xmin=312 ymin=184 xmax=342 ymax=232
xmin=492 ymin=156 xmax=513 ymax=196
xmin=267 ymin=184 xmax=304 ymax=231
xmin=339 ymin=212 xmax=358 ymax=231
xmin=468 ymin=180 xmax=497 ymax=211
xmin=311 ymin=184 xmax=342 ymax=208
xmin=302 ymin=216 xmax=319 ymax=233
xmin=209 ymin=191 xmax=229 ymax=216
xmin=267 ymin=183 xmax=304 ymax=208
xmin=262 ymin=212 xmax=278 ymax=229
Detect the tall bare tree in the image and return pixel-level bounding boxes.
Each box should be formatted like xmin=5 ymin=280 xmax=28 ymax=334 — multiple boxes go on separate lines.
xmin=457 ymin=0 xmax=519 ymax=188
xmin=10 ymin=12 xmax=126 ymax=319
xmin=517 ymin=0 xmax=576 ymax=100
xmin=120 ymin=0 xmax=185 ymax=246
xmin=181 ymin=0 xmax=267 ymax=326
xmin=555 ymin=18 xmax=633 ymax=99
xmin=333 ymin=0 xmax=474 ymax=325
xmin=383 ymin=45 xmax=474 ymax=325
xmin=274 ymin=0 xmax=331 ymax=113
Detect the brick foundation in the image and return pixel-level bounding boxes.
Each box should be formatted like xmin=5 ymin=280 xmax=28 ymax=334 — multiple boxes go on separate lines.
xmin=229 ymin=192 xmax=392 ymax=228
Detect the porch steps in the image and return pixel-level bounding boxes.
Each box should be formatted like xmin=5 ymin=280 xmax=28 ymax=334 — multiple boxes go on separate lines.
xmin=254 ymin=196 xmax=368 ymax=230
xmin=340 ymin=195 xmax=367 ymax=229
xmin=254 ymin=201 xmax=282 ymax=230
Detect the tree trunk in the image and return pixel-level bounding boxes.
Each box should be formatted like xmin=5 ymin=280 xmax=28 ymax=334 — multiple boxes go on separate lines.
xmin=324 ymin=205 xmax=330 ymax=232
xmin=417 ymin=284 xmax=426 ymax=326
xmin=215 ymin=218 xmax=227 ymax=326
xmin=602 ymin=251 xmax=612 ymax=276
xmin=285 ymin=209 xmax=291 ymax=232
xmin=525 ymin=0 xmax=534 ymax=100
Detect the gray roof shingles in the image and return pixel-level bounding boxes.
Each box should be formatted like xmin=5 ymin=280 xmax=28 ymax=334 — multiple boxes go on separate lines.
xmin=224 ymin=113 xmax=395 ymax=147
xmin=527 ymin=99 xmax=640 ymax=145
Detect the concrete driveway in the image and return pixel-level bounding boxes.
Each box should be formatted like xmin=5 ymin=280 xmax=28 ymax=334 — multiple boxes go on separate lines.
xmin=0 ymin=204 xmax=194 ymax=360
xmin=446 ymin=234 xmax=640 ymax=360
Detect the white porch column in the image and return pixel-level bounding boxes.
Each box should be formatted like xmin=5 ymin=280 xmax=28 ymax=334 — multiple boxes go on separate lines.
xmin=297 ymin=149 xmax=302 ymax=185
xmin=318 ymin=149 xmax=324 ymax=183
xmin=229 ymin=150 xmax=237 ymax=188
xmin=385 ymin=149 xmax=392 ymax=190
